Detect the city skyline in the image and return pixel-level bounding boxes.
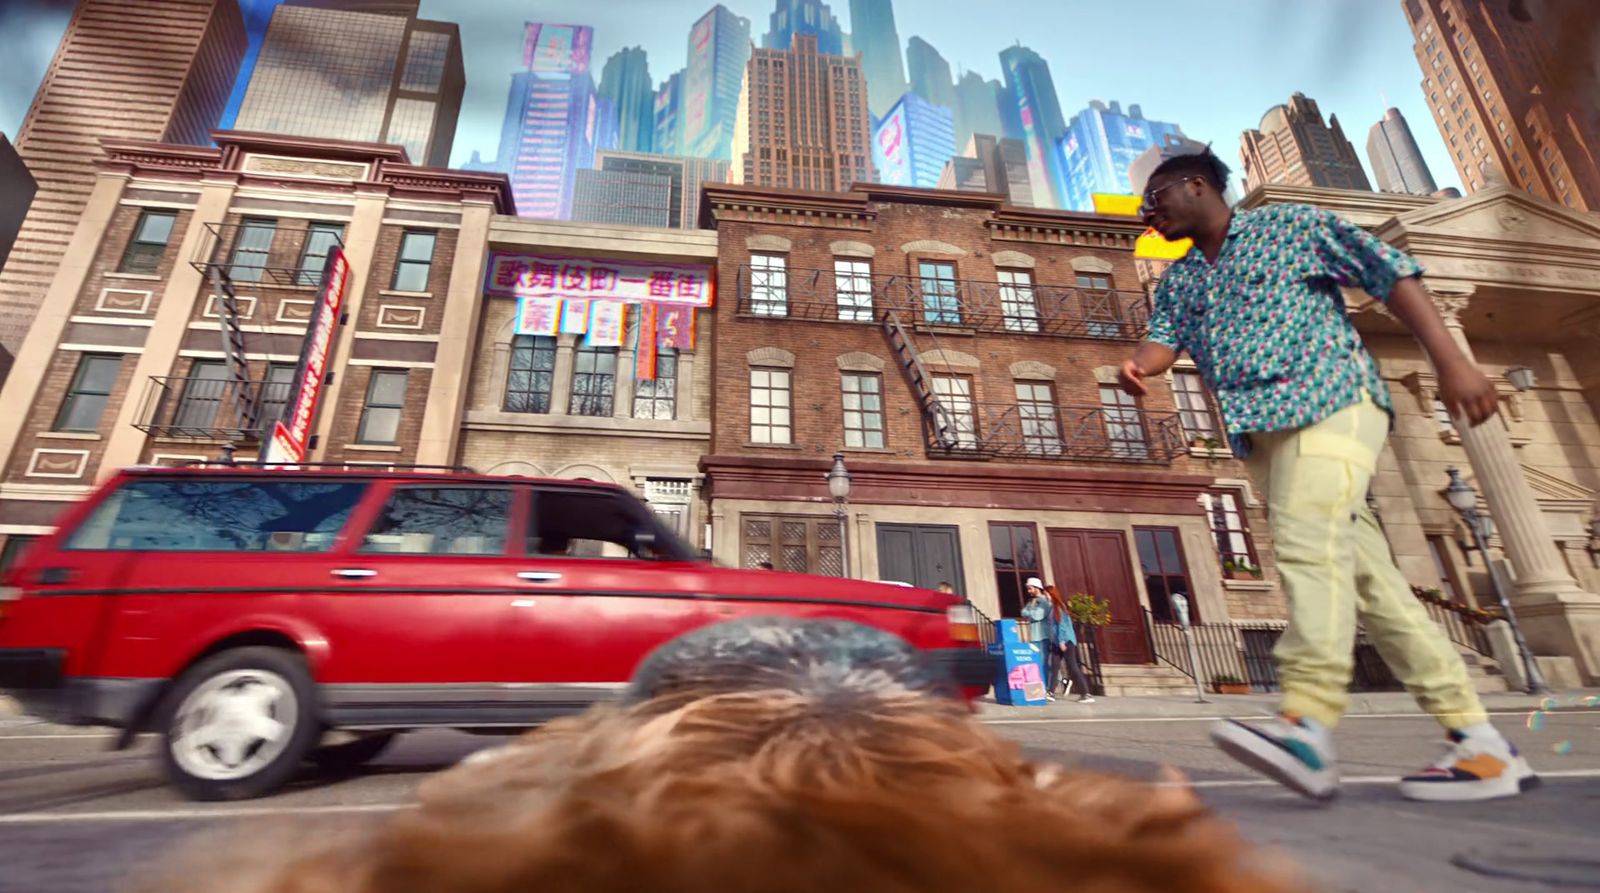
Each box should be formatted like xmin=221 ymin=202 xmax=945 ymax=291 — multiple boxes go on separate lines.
xmin=3 ymin=0 xmax=1470 ymax=197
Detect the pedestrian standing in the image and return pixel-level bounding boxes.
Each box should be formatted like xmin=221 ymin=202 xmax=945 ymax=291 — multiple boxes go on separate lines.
xmin=1119 ymin=148 xmax=1534 ymax=802
xmin=1046 ymin=585 xmax=1094 ymax=703
xmin=1020 ymin=578 xmax=1058 ymax=701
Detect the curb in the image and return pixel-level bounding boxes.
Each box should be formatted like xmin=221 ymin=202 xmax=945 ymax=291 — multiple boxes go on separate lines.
xmin=975 ymin=689 xmax=1597 ymax=722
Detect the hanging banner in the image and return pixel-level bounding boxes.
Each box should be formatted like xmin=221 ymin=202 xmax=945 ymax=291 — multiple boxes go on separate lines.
xmin=588 ymin=300 xmax=627 ymax=347
xmin=657 ymin=304 xmax=695 ymax=350
xmin=264 ymin=248 xmax=352 ymax=466
xmin=636 ymin=303 xmax=658 ymax=381
xmin=515 ymin=297 xmax=560 ymax=335
xmin=560 ymin=298 xmax=590 ymax=334
xmin=485 ymin=253 xmax=714 ymax=308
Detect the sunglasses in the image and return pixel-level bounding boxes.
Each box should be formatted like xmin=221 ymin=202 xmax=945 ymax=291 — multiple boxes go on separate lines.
xmin=1141 ymin=176 xmax=1201 ymax=210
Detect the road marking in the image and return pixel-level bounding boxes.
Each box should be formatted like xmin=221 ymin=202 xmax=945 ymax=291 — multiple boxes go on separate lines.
xmin=1169 ymin=768 xmax=1600 ymax=789
xmin=981 ymin=710 xmax=1563 ymax=725
xmin=0 ymin=803 xmax=405 ymax=825
xmin=0 ymin=733 xmax=118 ymax=740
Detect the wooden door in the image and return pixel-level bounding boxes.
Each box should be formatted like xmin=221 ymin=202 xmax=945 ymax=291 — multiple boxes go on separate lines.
xmin=1047 ymin=528 xmax=1151 ymax=664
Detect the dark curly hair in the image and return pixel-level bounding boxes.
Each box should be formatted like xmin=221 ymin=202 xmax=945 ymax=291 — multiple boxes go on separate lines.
xmin=1149 ymin=148 xmax=1232 ymax=194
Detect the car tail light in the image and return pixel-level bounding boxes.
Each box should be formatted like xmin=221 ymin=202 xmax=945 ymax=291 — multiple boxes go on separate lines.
xmin=946 ymin=602 xmax=980 ymax=643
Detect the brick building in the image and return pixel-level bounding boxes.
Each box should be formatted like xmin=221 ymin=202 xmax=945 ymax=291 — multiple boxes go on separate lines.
xmin=0 ymin=131 xmax=721 ymax=568
xmin=698 ymin=182 xmax=1286 ymax=670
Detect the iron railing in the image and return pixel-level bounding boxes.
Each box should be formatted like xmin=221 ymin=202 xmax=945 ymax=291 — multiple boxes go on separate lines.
xmin=735 ymin=265 xmax=1150 ymax=341
xmin=1412 ymin=586 xmax=1494 ymax=656
xmin=133 ymin=375 xmax=294 ymax=441
xmin=1144 ymin=611 xmax=1403 ymax=693
xmin=931 ymin=402 xmax=1189 ymax=464
xmin=189 ymin=222 xmax=344 ymax=287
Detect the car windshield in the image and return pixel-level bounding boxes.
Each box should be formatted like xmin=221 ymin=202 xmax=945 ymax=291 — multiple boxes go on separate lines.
xmin=64 ymin=478 xmax=367 ymax=553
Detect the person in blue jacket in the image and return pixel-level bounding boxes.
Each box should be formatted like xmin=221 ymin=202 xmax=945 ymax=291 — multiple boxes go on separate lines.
xmin=1046 ymin=584 xmax=1094 ymax=703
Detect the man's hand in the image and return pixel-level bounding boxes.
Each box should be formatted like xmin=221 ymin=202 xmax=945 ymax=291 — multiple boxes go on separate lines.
xmin=1118 ymin=359 xmax=1149 ymax=397
xmin=1437 ymin=358 xmax=1500 ymax=427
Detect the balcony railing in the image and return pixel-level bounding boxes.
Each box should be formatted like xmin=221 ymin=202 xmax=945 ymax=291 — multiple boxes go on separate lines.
xmin=189 ymin=222 xmax=344 ymax=287
xmin=734 ymin=265 xmax=1150 ymax=341
xmin=928 ymin=403 xmax=1188 ymax=464
xmin=133 ymin=375 xmax=294 ymax=441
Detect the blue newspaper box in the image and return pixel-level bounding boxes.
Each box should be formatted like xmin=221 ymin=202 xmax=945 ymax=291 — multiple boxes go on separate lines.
xmin=987 ymin=619 xmax=1049 ymax=706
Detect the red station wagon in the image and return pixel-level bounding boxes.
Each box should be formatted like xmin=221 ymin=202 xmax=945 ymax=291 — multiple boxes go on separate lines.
xmin=0 ymin=466 xmax=990 ymax=800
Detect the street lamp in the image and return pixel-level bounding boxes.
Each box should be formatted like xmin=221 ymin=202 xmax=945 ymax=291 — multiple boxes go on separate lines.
xmin=826 ymin=452 xmax=853 ymax=578
xmin=1443 ymin=467 xmax=1549 ymax=694
xmin=1504 ymin=365 xmax=1537 ymax=393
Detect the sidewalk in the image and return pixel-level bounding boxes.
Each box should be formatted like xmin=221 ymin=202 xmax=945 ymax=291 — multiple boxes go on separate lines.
xmin=975 ymin=688 xmax=1600 ymax=721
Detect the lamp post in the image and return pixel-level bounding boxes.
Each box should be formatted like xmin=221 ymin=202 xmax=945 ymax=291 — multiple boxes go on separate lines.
xmin=1504 ymin=365 xmax=1536 ymax=393
xmin=826 ymin=452 xmax=853 ymax=578
xmin=1586 ymin=512 xmax=1600 ymax=570
xmin=1444 ymin=467 xmax=1549 ymax=694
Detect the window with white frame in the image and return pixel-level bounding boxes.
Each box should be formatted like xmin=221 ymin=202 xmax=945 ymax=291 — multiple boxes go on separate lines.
xmin=931 ymin=374 xmax=977 ymax=448
xmin=749 ymin=367 xmax=792 ymax=444
xmin=750 ymin=253 xmax=788 ymax=317
xmin=644 ymin=478 xmax=694 ymax=537
xmin=841 ymin=372 xmax=885 ymax=448
xmin=998 ymin=269 xmax=1039 ymax=332
xmin=1014 ymin=381 xmax=1060 ymax=455
xmin=1173 ymin=369 xmax=1220 ymax=442
xmin=833 ymin=258 xmax=872 ymax=321
xmin=1206 ymin=489 xmax=1257 ymax=570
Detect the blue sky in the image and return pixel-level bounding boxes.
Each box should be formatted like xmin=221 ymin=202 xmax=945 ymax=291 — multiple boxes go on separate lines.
xmin=0 ymin=0 xmax=1461 ymax=192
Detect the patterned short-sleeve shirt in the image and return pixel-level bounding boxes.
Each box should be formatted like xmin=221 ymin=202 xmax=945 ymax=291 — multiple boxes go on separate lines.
xmin=1147 ymin=203 xmax=1424 ymax=439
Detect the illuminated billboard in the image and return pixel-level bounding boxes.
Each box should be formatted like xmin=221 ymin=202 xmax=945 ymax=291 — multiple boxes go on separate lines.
xmin=682 ymin=13 xmax=715 ymax=151
xmin=874 ymin=102 xmax=911 ymax=186
xmin=524 ymin=23 xmax=593 ymax=75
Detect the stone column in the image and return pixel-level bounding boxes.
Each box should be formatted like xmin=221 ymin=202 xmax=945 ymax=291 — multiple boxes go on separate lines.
xmin=1428 ymin=285 xmax=1600 ymax=681
xmin=415 ymin=200 xmax=494 ymax=467
xmin=552 ymin=334 xmax=577 ymax=414
xmin=675 ymin=349 xmax=697 ymax=421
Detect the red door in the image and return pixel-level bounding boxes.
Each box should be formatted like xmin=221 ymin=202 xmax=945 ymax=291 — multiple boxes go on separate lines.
xmin=1046 ymin=528 xmax=1151 ymax=664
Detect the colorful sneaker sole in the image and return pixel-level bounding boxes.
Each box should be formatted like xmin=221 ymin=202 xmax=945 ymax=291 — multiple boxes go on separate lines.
xmin=1399 ymin=761 xmax=1539 ymax=803
xmin=1210 ymin=719 xmax=1339 ymax=802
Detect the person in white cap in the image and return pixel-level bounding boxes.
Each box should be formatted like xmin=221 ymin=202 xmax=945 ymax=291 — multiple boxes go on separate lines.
xmin=1020 ymin=578 xmax=1061 ymax=701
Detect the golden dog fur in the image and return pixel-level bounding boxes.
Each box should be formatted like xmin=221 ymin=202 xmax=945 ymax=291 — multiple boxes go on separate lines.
xmin=134 ymin=685 xmax=1307 ymax=893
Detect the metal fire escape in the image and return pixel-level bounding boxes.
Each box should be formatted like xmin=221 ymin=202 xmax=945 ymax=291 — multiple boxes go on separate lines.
xmin=881 ymin=307 xmax=963 ymax=451
xmin=132 ymin=223 xmax=342 ymax=451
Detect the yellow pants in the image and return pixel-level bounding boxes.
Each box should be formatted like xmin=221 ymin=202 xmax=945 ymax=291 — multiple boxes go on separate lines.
xmin=1244 ymin=397 xmax=1487 ymax=730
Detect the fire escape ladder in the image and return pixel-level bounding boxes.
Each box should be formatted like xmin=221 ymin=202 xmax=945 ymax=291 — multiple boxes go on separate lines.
xmin=208 ymin=265 xmax=260 ymax=436
xmin=881 ymin=307 xmax=959 ymax=450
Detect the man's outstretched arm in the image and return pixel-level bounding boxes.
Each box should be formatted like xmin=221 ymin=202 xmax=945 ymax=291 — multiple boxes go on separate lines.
xmin=1385 ymin=277 xmax=1499 ymax=427
xmin=1118 ymin=342 xmax=1177 ymax=397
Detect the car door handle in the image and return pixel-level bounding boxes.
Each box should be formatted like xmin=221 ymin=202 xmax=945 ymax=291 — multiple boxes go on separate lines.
xmin=332 ymin=568 xmax=378 ymax=579
xmin=517 ymin=572 xmax=563 ymax=583
xmin=510 ymin=599 xmax=537 ymax=608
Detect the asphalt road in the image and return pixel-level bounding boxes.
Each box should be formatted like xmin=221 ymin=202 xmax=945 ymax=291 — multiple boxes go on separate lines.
xmin=1 ymin=708 xmax=1597 ymax=892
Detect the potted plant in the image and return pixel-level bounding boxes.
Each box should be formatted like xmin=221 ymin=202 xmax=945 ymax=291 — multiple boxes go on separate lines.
xmin=1223 ymin=558 xmax=1264 ymax=581
xmin=1064 ymin=592 xmax=1112 ymax=628
xmin=1212 ymin=672 xmax=1251 ymax=695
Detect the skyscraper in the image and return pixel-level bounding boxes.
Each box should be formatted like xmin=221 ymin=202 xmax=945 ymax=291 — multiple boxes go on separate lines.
xmin=847 ymin=0 xmax=908 ymax=119
xmin=937 ymin=134 xmax=1034 ymax=207
xmin=600 ymin=46 xmax=657 ymax=155
xmin=655 ymin=70 xmax=685 ymax=157
xmin=592 ymin=149 xmax=731 ymax=228
xmin=0 ymin=136 xmax=37 ymax=279
xmin=234 ymin=3 xmax=464 ymax=166
xmin=570 ymin=168 xmax=674 ymax=228
xmin=683 ymin=5 xmax=753 ymax=162
xmin=491 ymin=24 xmax=603 ymax=219
xmin=1367 ymin=107 xmax=1438 ymax=195
xmin=905 ymin=37 xmax=957 ymax=112
xmin=1239 ymin=92 xmax=1371 ymax=192
xmin=873 ymin=92 xmax=957 ymax=189
xmin=764 ymin=0 xmax=845 ymax=54
xmin=999 ymin=43 xmax=1068 ymax=208
xmin=954 ymin=71 xmax=1004 ymax=150
xmin=731 ymin=34 xmax=875 ymax=192
xmin=1127 ymin=133 xmax=1242 ymax=205
xmin=1055 ymin=100 xmax=1184 ymax=212
xmin=1403 ymin=0 xmax=1600 ymax=210
xmin=0 ymin=0 xmax=245 ymax=353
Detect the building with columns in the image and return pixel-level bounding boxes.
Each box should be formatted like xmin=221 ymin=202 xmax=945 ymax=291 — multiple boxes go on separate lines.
xmin=0 ymin=131 xmax=718 ymax=567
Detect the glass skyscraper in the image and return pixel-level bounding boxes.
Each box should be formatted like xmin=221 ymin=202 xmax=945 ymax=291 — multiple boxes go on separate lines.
xmin=682 ymin=5 xmax=752 ymax=162
xmin=1055 ymin=100 xmax=1184 ymax=212
xmin=874 ymin=92 xmax=956 ymax=190
xmin=234 ymin=3 xmax=463 ymax=166
xmin=491 ymin=24 xmax=606 ymax=220
xmin=763 ymin=0 xmax=844 ymax=55
xmin=1367 ymin=107 xmax=1438 ymax=195
xmin=999 ymin=43 xmax=1068 ymax=209
xmin=600 ymin=46 xmax=656 ymax=155
xmin=905 ymin=37 xmax=957 ymax=112
xmin=847 ymin=0 xmax=907 ymax=119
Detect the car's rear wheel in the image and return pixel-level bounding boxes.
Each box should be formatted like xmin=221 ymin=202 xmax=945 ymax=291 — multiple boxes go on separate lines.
xmin=309 ymin=733 xmax=395 ymax=773
xmin=157 ymin=647 xmax=320 ymax=801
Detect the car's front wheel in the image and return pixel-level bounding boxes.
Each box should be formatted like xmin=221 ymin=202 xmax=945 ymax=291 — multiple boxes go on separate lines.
xmin=157 ymin=646 xmax=320 ymax=801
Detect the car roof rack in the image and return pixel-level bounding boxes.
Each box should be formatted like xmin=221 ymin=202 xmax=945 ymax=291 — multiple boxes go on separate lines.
xmin=170 ymin=460 xmax=481 ymax=474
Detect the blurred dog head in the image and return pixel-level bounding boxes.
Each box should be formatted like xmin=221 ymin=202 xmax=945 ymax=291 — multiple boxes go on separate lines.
xmin=135 ymin=618 xmax=1304 ymax=893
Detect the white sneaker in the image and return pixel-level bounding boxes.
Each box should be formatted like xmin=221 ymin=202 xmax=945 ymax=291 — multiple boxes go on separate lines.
xmin=1210 ymin=715 xmax=1339 ymax=801
xmin=1076 ymin=695 xmax=1095 ymax=703
xmin=1398 ymin=729 xmax=1539 ymax=802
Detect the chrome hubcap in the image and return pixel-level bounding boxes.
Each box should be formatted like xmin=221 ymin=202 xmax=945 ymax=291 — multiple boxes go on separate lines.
xmin=170 ymin=669 xmax=296 ymax=781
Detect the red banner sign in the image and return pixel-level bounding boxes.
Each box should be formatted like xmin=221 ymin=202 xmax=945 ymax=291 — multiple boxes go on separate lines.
xmin=264 ymin=248 xmax=351 ymax=465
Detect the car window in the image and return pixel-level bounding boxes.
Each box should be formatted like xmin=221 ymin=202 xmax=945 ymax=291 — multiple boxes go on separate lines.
xmin=360 ymin=486 xmax=512 ymax=556
xmin=65 ymin=479 xmax=365 ymax=552
xmin=528 ymin=488 xmax=670 ymax=560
